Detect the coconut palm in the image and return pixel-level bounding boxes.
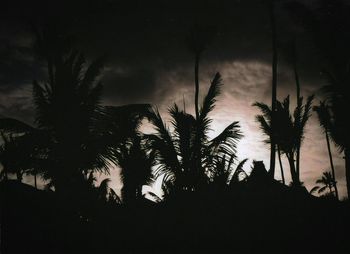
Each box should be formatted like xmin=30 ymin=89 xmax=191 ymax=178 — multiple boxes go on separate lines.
xmin=253 ymin=95 xmax=313 ymax=186
xmin=310 ymin=171 xmax=336 ymax=197
xmin=186 ymin=24 xmax=216 ymax=120
xmin=320 ymin=71 xmax=350 ymax=198
xmin=286 ymin=0 xmax=350 ymax=198
xmin=117 ymin=134 xmax=156 ymax=204
xmin=313 ymin=101 xmax=339 ymax=200
xmin=147 ymin=73 xmax=242 ymax=194
xmin=269 ymin=0 xmax=278 ymax=178
xmin=0 ymin=30 xmax=150 ymax=197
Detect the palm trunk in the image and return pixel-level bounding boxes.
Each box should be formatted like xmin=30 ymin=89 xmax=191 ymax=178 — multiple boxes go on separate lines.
xmin=345 ymin=148 xmax=350 ymax=199
xmin=194 ymin=53 xmax=200 ymax=120
xmin=16 ymin=171 xmax=22 ymax=182
xmin=269 ymin=0 xmax=277 ymax=178
xmin=277 ymin=145 xmax=285 ymax=184
xmin=4 ymin=170 xmax=8 ymax=180
xmin=325 ymin=131 xmax=338 ymax=200
xmin=328 ymin=185 xmax=333 ymax=195
xmin=293 ymin=39 xmax=302 ymax=181
xmin=34 ymin=173 xmax=37 ymax=189
xmin=194 ymin=53 xmax=203 ymax=186
xmin=287 ymin=153 xmax=298 ymax=186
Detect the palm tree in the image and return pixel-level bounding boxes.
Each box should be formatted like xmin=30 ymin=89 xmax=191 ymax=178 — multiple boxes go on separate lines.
xmin=291 ymin=38 xmax=303 ymax=181
xmin=116 ymin=134 xmax=156 ymax=204
xmin=310 ymin=171 xmax=336 ymax=197
xmin=313 ymin=101 xmax=339 ymax=200
xmin=253 ymin=95 xmax=313 ymax=186
xmin=0 ymin=132 xmax=37 ymax=183
xmin=269 ymin=0 xmax=278 ymax=178
xmin=0 ymin=29 xmax=150 ymax=198
xmin=320 ymin=71 xmax=350 ymax=198
xmin=147 ymin=73 xmax=242 ymax=194
xmin=187 ymin=24 xmax=215 ymax=120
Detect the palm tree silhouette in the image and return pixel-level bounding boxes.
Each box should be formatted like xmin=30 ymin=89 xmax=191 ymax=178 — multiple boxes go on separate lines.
xmin=147 ymin=73 xmax=242 ymax=194
xmin=186 ymin=24 xmax=216 ymax=120
xmin=253 ymin=95 xmax=313 ymax=186
xmin=269 ymin=0 xmax=278 ymax=178
xmin=320 ymin=71 xmax=350 ymax=198
xmin=313 ymin=101 xmax=339 ymax=200
xmin=310 ymin=171 xmax=336 ymax=197
xmin=0 ymin=28 xmax=150 ymax=198
xmin=0 ymin=132 xmax=39 ymax=183
xmin=290 ymin=38 xmax=303 ymax=182
xmin=117 ymin=134 xmax=155 ymax=204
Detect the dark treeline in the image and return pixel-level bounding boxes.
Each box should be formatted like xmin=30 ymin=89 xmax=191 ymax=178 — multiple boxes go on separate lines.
xmin=1 ymin=0 xmax=350 ymax=253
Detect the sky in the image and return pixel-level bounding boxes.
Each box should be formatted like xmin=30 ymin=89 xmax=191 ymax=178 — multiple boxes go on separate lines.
xmin=1 ymin=0 xmax=349 ymax=198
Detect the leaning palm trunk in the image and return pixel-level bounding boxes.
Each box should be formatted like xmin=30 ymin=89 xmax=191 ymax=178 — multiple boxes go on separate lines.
xmin=269 ymin=0 xmax=278 ymax=178
xmin=277 ymin=145 xmax=285 ymax=185
xmin=325 ymin=131 xmax=338 ymax=200
xmin=345 ymin=148 xmax=350 ymax=198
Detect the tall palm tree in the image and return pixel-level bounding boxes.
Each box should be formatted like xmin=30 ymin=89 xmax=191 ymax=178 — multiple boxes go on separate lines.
xmin=0 ymin=29 xmax=150 ymax=197
xmin=286 ymin=0 xmax=350 ymax=198
xmin=291 ymin=38 xmax=302 ymax=181
xmin=313 ymin=101 xmax=339 ymax=200
xmin=148 ymin=73 xmax=242 ymax=194
xmin=269 ymin=0 xmax=278 ymax=178
xmin=320 ymin=71 xmax=350 ymax=198
xmin=187 ymin=24 xmax=215 ymax=120
xmin=253 ymin=95 xmax=313 ymax=186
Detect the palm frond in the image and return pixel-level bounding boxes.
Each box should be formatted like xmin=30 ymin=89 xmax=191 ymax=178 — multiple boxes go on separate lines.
xmin=310 ymin=185 xmax=320 ymax=194
xmin=198 ymin=72 xmax=222 ymax=134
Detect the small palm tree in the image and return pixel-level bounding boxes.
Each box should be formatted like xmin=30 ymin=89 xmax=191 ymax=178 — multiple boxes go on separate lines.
xmin=116 ymin=134 xmax=156 ymax=204
xmin=0 ymin=132 xmax=38 ymax=183
xmin=310 ymin=171 xmax=336 ymax=197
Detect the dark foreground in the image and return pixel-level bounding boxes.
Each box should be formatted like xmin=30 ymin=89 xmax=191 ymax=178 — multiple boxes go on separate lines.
xmin=1 ymin=179 xmax=349 ymax=254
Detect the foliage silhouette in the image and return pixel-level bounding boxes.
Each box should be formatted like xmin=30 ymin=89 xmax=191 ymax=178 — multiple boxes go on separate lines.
xmin=253 ymin=95 xmax=313 ymax=186
xmin=314 ymin=101 xmax=339 ymax=200
xmin=147 ymin=73 xmax=242 ymax=195
xmin=310 ymin=171 xmax=337 ymax=197
xmin=0 ymin=29 xmax=150 ymax=201
xmin=117 ymin=134 xmax=155 ymax=204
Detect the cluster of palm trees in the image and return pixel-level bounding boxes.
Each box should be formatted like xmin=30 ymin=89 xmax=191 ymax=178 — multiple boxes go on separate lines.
xmin=247 ymin=0 xmax=350 ymax=201
xmin=1 ymin=4 xmax=350 ymax=205
xmin=0 ymin=29 xmax=151 ymax=204
xmin=0 ymin=27 xmax=246 ymax=205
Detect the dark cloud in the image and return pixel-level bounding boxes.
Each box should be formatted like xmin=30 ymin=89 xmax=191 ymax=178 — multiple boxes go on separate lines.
xmin=102 ymin=67 xmax=157 ymax=105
